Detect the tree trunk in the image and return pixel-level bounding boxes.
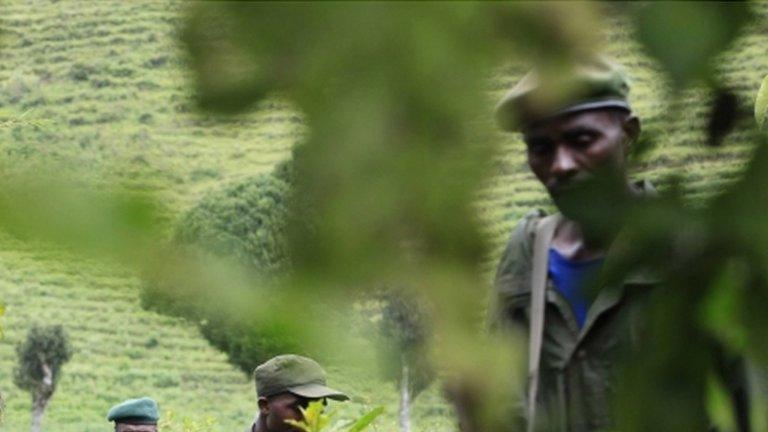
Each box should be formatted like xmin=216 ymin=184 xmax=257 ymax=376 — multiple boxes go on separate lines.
xmin=399 ymin=358 xmax=412 ymax=432
xmin=30 ymin=361 xmax=53 ymax=432
xmin=30 ymin=396 xmax=47 ymax=432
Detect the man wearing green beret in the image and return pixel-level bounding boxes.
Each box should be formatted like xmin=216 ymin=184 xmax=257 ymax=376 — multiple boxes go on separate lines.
xmin=491 ymin=57 xmax=750 ymax=431
xmin=107 ymin=397 xmax=159 ymax=432
xmin=247 ymin=354 xmax=349 ymax=432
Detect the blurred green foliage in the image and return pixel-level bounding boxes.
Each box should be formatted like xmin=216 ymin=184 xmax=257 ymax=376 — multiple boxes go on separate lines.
xmin=0 ymin=172 xmax=162 ymax=266
xmin=182 ymin=4 xmax=526 ymax=429
xmin=757 ymin=74 xmax=768 ymax=129
xmin=178 ymin=2 xmax=768 ymax=431
xmin=632 ymin=2 xmax=753 ymax=86
xmin=0 ymin=1 xmax=766 ymax=431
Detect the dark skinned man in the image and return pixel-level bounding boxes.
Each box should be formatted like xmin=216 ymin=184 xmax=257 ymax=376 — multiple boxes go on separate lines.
xmin=107 ymin=397 xmax=159 ymax=432
xmin=491 ymin=58 xmax=750 ymax=432
xmin=247 ymin=354 xmax=349 ymax=432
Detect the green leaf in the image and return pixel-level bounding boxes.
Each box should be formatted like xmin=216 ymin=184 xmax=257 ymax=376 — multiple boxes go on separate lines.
xmin=346 ymin=406 xmax=384 ymax=432
xmin=706 ymin=372 xmax=736 ymax=432
xmin=697 ymin=260 xmax=748 ymax=352
xmin=285 ymin=401 xmax=332 ymax=432
xmin=633 ymin=2 xmax=751 ymax=86
xmin=756 ymin=74 xmax=768 ymax=129
xmin=284 ymin=419 xmax=312 ymax=432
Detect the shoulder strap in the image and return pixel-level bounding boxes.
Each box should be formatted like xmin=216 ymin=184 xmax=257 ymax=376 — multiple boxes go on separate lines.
xmin=527 ymin=214 xmax=560 ymax=432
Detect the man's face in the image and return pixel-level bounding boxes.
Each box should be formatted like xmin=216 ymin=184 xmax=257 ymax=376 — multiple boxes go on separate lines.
xmin=523 ymin=109 xmax=637 ymax=216
xmin=115 ymin=423 xmax=157 ymax=432
xmin=260 ymin=393 xmax=322 ymax=432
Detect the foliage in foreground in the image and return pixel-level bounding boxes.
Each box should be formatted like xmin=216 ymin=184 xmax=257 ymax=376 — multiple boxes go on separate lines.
xmin=177 ymin=2 xmax=768 ymax=431
xmin=144 ymin=147 xmax=434 ymax=431
xmin=0 ymin=1 xmax=458 ymax=430
xmin=285 ymin=400 xmax=384 ymax=432
xmin=0 ymin=1 xmax=765 ymax=431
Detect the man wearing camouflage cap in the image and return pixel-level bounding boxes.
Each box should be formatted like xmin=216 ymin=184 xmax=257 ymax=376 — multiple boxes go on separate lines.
xmin=247 ymin=354 xmax=349 ymax=432
xmin=107 ymin=397 xmax=159 ymax=432
xmin=491 ymin=57 xmax=750 ymax=431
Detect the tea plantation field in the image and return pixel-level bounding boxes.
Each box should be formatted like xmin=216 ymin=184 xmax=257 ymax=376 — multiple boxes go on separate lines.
xmin=0 ymin=1 xmax=766 ymax=431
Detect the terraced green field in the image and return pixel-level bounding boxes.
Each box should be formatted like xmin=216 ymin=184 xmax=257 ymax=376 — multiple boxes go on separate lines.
xmin=0 ymin=1 xmax=766 ymax=431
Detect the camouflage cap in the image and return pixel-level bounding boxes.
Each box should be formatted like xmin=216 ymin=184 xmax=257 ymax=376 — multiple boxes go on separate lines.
xmin=496 ymin=57 xmax=631 ymax=132
xmin=254 ymin=354 xmax=349 ymax=401
xmin=107 ymin=397 xmax=159 ymax=425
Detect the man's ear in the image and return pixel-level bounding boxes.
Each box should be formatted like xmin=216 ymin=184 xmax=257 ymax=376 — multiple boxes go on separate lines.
xmin=623 ymin=115 xmax=641 ymax=150
xmin=258 ymin=397 xmax=270 ymax=415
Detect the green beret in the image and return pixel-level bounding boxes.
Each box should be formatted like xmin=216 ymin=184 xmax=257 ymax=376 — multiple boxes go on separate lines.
xmin=496 ymin=57 xmax=631 ymax=132
xmin=107 ymin=397 xmax=159 ymax=425
xmin=254 ymin=354 xmax=349 ymax=401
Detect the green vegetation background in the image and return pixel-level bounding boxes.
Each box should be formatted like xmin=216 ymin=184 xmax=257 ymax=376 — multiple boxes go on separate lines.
xmin=0 ymin=1 xmax=765 ymax=431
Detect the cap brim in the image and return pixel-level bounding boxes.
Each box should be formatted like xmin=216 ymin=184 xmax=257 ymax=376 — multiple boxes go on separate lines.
xmin=549 ymin=99 xmax=630 ymax=119
xmin=115 ymin=418 xmax=158 ymax=425
xmin=498 ymin=98 xmax=631 ymax=132
xmin=287 ymin=383 xmax=349 ymax=401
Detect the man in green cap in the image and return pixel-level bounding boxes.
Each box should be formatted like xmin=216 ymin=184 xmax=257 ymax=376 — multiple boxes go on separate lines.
xmin=247 ymin=354 xmax=349 ymax=432
xmin=491 ymin=57 xmax=750 ymax=431
xmin=107 ymin=397 xmax=159 ymax=432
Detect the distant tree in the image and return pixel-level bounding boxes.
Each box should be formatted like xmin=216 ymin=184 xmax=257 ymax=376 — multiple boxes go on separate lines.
xmin=378 ymin=291 xmax=435 ymax=432
xmin=13 ymin=325 xmax=72 ymax=432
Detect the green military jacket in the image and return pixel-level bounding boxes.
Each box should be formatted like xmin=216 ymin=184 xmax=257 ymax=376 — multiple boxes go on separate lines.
xmin=492 ymin=207 xmax=657 ymax=432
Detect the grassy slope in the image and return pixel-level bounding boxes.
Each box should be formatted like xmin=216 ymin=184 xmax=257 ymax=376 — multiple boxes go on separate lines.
xmin=0 ymin=1 xmax=765 ymax=431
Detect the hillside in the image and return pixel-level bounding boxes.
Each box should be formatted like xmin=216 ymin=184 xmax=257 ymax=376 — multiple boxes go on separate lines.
xmin=0 ymin=1 xmax=287 ymax=430
xmin=0 ymin=1 xmax=766 ymax=431
xmin=0 ymin=1 xmax=454 ymax=431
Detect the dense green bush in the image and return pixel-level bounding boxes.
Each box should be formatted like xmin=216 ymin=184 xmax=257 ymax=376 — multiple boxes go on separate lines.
xmin=143 ymin=164 xmax=299 ymax=374
xmin=174 ymin=170 xmax=291 ymax=274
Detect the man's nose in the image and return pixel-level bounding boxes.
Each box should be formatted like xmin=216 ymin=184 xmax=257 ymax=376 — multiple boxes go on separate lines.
xmin=551 ymin=144 xmax=578 ymax=177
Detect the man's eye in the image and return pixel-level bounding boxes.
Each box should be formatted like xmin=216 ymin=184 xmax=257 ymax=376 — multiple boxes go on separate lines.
xmin=527 ymin=141 xmax=552 ymax=155
xmin=572 ymin=133 xmax=596 ymax=146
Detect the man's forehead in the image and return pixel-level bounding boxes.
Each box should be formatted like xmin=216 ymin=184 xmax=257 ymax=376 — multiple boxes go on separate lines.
xmin=523 ymin=109 xmax=619 ymax=138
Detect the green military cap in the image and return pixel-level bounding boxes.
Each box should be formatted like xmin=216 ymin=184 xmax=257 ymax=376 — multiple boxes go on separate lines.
xmin=496 ymin=56 xmax=631 ymax=132
xmin=254 ymin=354 xmax=349 ymax=401
xmin=107 ymin=397 xmax=159 ymax=425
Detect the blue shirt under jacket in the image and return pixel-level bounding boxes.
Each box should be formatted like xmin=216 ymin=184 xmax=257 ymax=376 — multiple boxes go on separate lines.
xmin=548 ymin=248 xmax=604 ymax=329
